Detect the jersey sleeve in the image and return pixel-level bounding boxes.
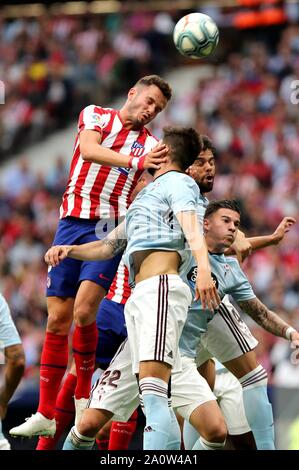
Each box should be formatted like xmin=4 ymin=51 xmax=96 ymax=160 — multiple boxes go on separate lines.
xmin=166 ymin=174 xmax=199 ymax=215
xmin=78 ymin=105 xmax=112 ymax=134
xmin=228 ymin=259 xmax=256 ymax=302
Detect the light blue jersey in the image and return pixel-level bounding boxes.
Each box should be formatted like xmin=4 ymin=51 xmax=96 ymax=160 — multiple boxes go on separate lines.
xmin=0 ymin=293 xmax=21 ymax=349
xmin=179 ymin=254 xmax=255 ymax=358
xmin=123 ymin=171 xmax=201 ymax=284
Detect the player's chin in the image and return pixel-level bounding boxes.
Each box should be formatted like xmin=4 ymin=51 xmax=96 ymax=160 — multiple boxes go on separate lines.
xmin=224 ymin=236 xmax=234 ymax=246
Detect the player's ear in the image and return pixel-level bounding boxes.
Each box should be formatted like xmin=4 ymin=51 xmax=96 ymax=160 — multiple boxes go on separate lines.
xmin=203 ymin=218 xmax=209 ymax=232
xmin=127 ymin=87 xmax=137 ymax=100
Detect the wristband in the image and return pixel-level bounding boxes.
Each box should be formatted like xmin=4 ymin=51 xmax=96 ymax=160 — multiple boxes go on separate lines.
xmin=128 ymin=155 xmax=146 ymax=171
xmin=285 ymin=326 xmax=296 ymax=341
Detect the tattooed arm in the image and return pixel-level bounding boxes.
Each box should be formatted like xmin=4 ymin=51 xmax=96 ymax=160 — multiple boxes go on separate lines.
xmin=238 ymin=297 xmax=299 ymax=342
xmin=45 ymin=221 xmax=127 ymax=267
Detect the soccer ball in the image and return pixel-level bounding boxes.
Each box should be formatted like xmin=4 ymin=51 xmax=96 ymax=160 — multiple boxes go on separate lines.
xmin=173 ymin=12 xmax=219 ymax=59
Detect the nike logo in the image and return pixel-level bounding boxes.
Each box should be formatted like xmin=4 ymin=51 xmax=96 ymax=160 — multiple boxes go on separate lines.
xmin=99 ymin=273 xmax=110 ymax=281
xmin=83 ymin=359 xmax=93 ymax=364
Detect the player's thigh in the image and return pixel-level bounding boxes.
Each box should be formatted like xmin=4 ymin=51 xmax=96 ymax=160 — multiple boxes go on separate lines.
xmin=46 ymin=296 xmax=75 ymax=334
xmin=139 ymin=360 xmax=171 ymax=382
xmin=173 ymin=356 xmax=217 ymax=423
xmin=189 ymin=399 xmax=227 ymax=442
xmin=214 ymin=372 xmax=250 ymax=436
xmin=223 ymin=350 xmax=259 ymax=378
xmin=198 ymin=302 xmax=258 ymax=365
xmin=125 ymin=276 xmax=191 ymax=374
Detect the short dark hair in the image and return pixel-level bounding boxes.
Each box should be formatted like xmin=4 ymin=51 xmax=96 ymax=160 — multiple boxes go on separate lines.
xmin=135 ymin=75 xmax=172 ymax=101
xmin=162 ymin=126 xmax=202 ymax=171
xmin=204 ymin=200 xmax=241 ymax=219
xmin=199 ymin=135 xmax=216 ymax=157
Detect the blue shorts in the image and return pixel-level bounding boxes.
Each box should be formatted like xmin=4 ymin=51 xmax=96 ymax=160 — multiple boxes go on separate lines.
xmin=96 ymin=298 xmax=127 ymax=369
xmin=0 ymin=293 xmax=22 ymax=349
xmin=46 ymin=217 xmax=122 ymax=298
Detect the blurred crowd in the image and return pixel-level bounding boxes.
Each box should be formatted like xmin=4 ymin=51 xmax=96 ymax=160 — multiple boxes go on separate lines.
xmin=0 ymin=11 xmax=176 ymax=158
xmin=1 ymin=12 xmax=299 ymax=394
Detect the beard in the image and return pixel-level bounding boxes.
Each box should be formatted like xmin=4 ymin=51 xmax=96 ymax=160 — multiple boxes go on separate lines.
xmin=198 ymin=180 xmax=214 ymax=193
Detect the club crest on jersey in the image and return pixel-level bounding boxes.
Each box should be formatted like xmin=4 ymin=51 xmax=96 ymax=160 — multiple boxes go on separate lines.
xmin=131 ymin=141 xmax=145 ymax=156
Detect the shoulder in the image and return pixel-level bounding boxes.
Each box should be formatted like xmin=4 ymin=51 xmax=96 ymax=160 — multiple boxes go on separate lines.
xmin=81 ymin=105 xmax=115 ymax=116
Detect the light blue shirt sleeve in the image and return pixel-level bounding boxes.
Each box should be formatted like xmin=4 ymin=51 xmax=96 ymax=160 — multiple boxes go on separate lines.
xmin=227 ymin=258 xmax=256 ymax=302
xmin=165 ymin=174 xmax=199 ymax=215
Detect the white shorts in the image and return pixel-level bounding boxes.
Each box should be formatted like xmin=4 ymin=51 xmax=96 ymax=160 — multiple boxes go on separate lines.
xmin=0 ymin=293 xmax=21 ymax=349
xmin=196 ymin=296 xmax=258 ymax=366
xmin=88 ymin=341 xmax=216 ymax=423
xmin=88 ymin=339 xmax=139 ymax=422
xmin=124 ymin=274 xmax=192 ymax=374
xmin=214 ymin=369 xmax=250 ymax=435
xmin=172 ymin=355 xmax=216 ymax=422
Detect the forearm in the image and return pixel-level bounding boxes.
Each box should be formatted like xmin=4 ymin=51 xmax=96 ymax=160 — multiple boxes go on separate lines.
xmin=246 ymin=234 xmax=277 ymax=251
xmin=238 ymin=298 xmax=293 ymax=339
xmin=1 ymin=346 xmax=25 ymax=404
xmin=1 ymin=364 xmax=23 ymax=403
xmin=69 ymin=221 xmax=127 ymax=261
xmin=68 ymin=240 xmax=111 ymax=261
xmin=81 ymin=142 xmax=131 ymax=168
xmin=177 ymin=211 xmax=210 ymax=273
xmin=191 ymin=235 xmax=211 ymax=274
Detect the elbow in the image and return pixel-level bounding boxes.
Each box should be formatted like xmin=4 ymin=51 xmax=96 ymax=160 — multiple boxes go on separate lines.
xmin=80 ymin=143 xmax=95 ymax=162
xmin=80 ymin=147 xmax=92 ymax=162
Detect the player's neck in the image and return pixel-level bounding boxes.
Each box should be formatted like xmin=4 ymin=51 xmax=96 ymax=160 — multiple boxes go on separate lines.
xmin=118 ymin=108 xmax=142 ymax=130
xmin=205 ymin=234 xmax=226 ymax=254
xmin=153 ymin=163 xmax=183 ymax=179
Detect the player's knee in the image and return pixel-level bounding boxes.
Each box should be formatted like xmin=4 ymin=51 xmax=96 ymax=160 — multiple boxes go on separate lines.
xmin=6 ymin=344 xmax=25 ymax=373
xmin=73 ymin=302 xmax=97 ymax=326
xmin=202 ymin=417 xmax=227 ymax=443
xmin=78 ymin=413 xmax=102 ymax=437
xmin=47 ymin=310 xmax=72 ymax=334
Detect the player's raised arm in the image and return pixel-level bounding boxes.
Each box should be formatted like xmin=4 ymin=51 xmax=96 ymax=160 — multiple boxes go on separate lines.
xmin=226 ymin=217 xmax=296 ymax=262
xmin=237 ymin=297 xmax=299 ymax=343
xmin=176 ymin=210 xmax=220 ymax=311
xmin=45 ymin=222 xmax=127 ymax=267
xmin=246 ymin=216 xmax=296 ymax=251
xmin=80 ymin=130 xmax=168 ymax=170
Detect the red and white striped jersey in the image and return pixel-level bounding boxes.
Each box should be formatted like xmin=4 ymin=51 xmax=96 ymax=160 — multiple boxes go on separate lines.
xmin=106 ymin=258 xmax=131 ymax=305
xmin=60 ymin=105 xmax=158 ymax=219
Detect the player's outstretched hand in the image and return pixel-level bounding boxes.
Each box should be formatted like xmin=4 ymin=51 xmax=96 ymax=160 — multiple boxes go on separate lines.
xmin=233 ymin=230 xmax=252 ymax=263
xmin=45 ymin=245 xmax=73 ymax=267
xmin=272 ymin=217 xmax=296 ymax=244
xmin=195 ymin=271 xmax=221 ymax=312
xmin=142 ymin=141 xmax=168 ymax=170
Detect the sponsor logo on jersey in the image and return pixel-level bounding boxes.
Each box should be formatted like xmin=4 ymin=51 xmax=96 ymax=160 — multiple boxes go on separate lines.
xmin=91 ymin=113 xmax=110 ymax=129
xmin=187 ymin=266 xmax=219 ymax=289
xmin=117 ymin=167 xmax=130 ymax=176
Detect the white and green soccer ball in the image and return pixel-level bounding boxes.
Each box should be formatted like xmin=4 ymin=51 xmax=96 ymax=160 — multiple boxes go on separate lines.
xmin=173 ymin=12 xmax=219 ymax=59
